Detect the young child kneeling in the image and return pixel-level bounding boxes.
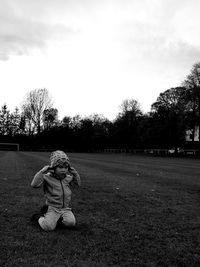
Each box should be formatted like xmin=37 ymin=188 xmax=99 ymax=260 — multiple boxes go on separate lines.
xmin=31 ymin=150 xmax=81 ymax=231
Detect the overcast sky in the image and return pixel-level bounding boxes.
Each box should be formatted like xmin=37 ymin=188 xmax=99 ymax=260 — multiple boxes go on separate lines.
xmin=1 ymin=0 xmax=200 ymax=120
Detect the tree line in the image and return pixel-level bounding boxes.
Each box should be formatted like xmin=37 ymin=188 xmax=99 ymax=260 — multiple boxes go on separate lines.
xmin=1 ymin=62 xmax=200 ymax=151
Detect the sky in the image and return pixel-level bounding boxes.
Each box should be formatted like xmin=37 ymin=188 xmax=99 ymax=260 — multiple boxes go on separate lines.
xmin=1 ymin=0 xmax=200 ymax=121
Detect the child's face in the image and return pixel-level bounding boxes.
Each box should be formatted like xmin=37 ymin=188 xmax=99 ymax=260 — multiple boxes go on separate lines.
xmin=54 ymin=162 xmax=69 ymax=179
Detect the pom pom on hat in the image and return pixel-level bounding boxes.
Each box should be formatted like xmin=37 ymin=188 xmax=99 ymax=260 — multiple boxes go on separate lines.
xmin=50 ymin=150 xmax=69 ymax=168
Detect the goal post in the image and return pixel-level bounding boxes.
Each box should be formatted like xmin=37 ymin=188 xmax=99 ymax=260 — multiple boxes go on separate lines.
xmin=0 ymin=143 xmax=19 ymax=151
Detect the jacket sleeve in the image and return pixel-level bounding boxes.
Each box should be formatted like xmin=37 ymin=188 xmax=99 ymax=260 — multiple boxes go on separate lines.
xmin=69 ymin=167 xmax=81 ymax=186
xmin=31 ymin=170 xmax=44 ymax=188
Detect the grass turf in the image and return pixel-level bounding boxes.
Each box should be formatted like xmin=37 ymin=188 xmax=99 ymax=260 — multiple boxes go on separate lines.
xmin=0 ymin=151 xmax=200 ymax=266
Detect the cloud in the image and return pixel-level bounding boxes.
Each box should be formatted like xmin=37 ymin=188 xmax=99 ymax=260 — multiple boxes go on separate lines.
xmin=172 ymin=2 xmax=200 ymax=46
xmin=1 ymin=0 xmax=200 ymax=70
xmin=0 ymin=1 xmax=76 ymax=60
xmin=111 ymin=0 xmax=200 ymax=73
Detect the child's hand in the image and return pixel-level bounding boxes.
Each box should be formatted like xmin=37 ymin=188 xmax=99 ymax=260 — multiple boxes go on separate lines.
xmin=68 ymin=165 xmax=75 ymax=173
xmin=41 ymin=165 xmax=51 ymax=173
xmin=68 ymin=166 xmax=81 ymax=186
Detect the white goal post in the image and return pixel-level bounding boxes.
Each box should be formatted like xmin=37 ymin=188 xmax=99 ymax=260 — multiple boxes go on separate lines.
xmin=0 ymin=143 xmax=19 ymax=151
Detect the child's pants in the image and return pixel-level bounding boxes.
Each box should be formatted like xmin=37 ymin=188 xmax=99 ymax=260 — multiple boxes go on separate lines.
xmin=38 ymin=206 xmax=76 ymax=231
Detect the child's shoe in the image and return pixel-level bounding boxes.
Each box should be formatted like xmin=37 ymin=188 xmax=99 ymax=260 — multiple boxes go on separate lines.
xmin=31 ymin=205 xmax=48 ymax=224
xmin=31 ymin=213 xmax=43 ymax=222
xmin=40 ymin=205 xmax=48 ymax=214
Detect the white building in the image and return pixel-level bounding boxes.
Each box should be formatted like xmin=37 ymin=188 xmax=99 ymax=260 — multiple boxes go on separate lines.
xmin=185 ymin=126 xmax=199 ymax=142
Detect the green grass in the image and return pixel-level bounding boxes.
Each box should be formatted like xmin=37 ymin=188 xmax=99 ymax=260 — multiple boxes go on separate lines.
xmin=1 ymin=151 xmax=200 ymax=266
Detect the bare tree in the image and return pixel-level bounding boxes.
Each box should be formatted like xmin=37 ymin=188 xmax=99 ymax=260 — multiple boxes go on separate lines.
xmin=117 ymin=99 xmax=143 ymax=126
xmin=22 ymin=88 xmax=53 ymax=134
xmin=119 ymin=99 xmax=142 ymax=117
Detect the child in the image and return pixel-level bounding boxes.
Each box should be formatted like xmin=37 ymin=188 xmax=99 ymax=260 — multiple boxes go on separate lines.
xmin=31 ymin=150 xmax=81 ymax=231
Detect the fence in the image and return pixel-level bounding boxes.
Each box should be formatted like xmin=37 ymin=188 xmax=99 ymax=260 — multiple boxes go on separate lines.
xmin=98 ymin=148 xmax=200 ymax=157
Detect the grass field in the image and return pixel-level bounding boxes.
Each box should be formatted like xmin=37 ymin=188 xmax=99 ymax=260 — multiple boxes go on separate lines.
xmin=1 ymin=151 xmax=200 ymax=267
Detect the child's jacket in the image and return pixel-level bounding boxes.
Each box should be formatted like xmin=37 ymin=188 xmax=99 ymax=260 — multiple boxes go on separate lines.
xmin=31 ymin=168 xmax=81 ymax=209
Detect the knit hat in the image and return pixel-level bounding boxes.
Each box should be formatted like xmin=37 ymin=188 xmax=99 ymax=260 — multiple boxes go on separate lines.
xmin=50 ymin=150 xmax=70 ymax=168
